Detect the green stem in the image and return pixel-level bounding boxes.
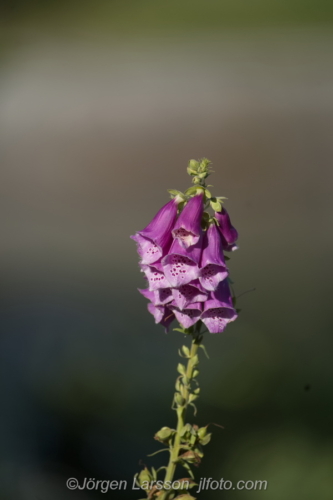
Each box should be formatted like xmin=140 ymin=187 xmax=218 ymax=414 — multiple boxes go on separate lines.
xmin=161 ymin=335 xmax=201 ymax=498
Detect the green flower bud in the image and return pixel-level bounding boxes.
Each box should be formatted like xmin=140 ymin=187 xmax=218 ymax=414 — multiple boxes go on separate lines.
xmin=174 ymin=393 xmax=185 ymax=406
xmin=197 ymin=426 xmax=208 ymax=439
xmin=137 ymin=467 xmax=152 ymax=486
xmin=154 ymin=426 xmax=175 ymax=442
xmin=188 ymin=159 xmax=199 ymax=171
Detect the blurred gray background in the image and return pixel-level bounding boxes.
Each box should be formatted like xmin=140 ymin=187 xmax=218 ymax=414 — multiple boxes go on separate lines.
xmin=0 ymin=2 xmax=333 ymax=499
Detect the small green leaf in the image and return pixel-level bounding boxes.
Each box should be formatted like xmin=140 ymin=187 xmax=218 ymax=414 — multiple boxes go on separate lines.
xmin=177 ymin=363 xmax=186 ymax=375
xmin=168 ymin=189 xmax=184 ymax=197
xmin=199 ymin=344 xmax=210 ymax=359
xmin=174 ymin=327 xmax=185 ymax=333
xmin=179 ymin=461 xmax=195 ymax=478
xmin=210 ymin=199 xmax=222 ymax=212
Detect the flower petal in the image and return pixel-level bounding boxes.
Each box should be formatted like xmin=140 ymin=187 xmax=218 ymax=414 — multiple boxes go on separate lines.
xmin=154 ymin=288 xmax=173 ymax=306
xmin=201 ymin=307 xmax=237 ymax=333
xmin=171 ymin=280 xmax=207 ymax=310
xmin=141 ymin=263 xmax=171 ymax=291
xmin=138 ymin=287 xmax=173 ymax=306
xmin=169 ymin=302 xmax=202 ymax=329
xmin=147 ymin=303 xmax=175 ymax=332
xmin=131 ymin=233 xmax=163 ymax=265
xmin=172 ymin=193 xmax=204 ymax=248
xmin=162 ymin=237 xmax=202 ymax=287
xmin=201 ymin=280 xmax=237 ymax=333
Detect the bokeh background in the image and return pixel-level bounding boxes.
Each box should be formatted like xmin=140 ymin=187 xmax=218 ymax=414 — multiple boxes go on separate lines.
xmin=1 ymin=2 xmax=333 ymax=499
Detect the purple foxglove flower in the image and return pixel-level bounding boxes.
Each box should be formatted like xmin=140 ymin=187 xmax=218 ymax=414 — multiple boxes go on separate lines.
xmin=215 ymin=208 xmax=238 ymax=251
xmin=172 ymin=193 xmax=204 ymax=248
xmin=171 ymin=280 xmax=207 ymax=310
xmin=201 ymin=280 xmax=237 ymax=334
xmin=147 ymin=303 xmax=175 ymax=332
xmin=169 ymin=302 xmax=202 ymax=329
xmin=139 ymin=287 xmax=173 ymax=306
xmin=131 ymin=198 xmax=179 ymax=264
xmin=141 ymin=262 xmax=171 ymax=291
xmin=199 ymin=223 xmax=228 ymax=291
xmin=162 ymin=237 xmax=202 ymax=287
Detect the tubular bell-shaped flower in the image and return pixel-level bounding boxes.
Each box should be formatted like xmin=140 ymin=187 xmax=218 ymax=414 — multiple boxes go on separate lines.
xmin=199 ymin=223 xmax=228 ymax=291
xmin=171 ymin=279 xmax=207 ymax=310
xmin=131 ymin=198 xmax=179 ymax=264
xmin=169 ymin=302 xmax=202 ymax=329
xmin=201 ymin=280 xmax=237 ymax=334
xmin=172 ymin=193 xmax=204 ymax=248
xmin=147 ymin=303 xmax=175 ymax=332
xmin=215 ymin=208 xmax=238 ymax=252
xmin=162 ymin=237 xmax=202 ymax=287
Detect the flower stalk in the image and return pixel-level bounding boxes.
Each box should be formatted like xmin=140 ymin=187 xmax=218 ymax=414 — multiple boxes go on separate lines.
xmin=164 ymin=330 xmax=202 ymax=487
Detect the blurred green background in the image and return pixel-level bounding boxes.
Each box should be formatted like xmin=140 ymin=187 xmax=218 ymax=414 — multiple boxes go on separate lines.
xmin=0 ymin=1 xmax=333 ymax=499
